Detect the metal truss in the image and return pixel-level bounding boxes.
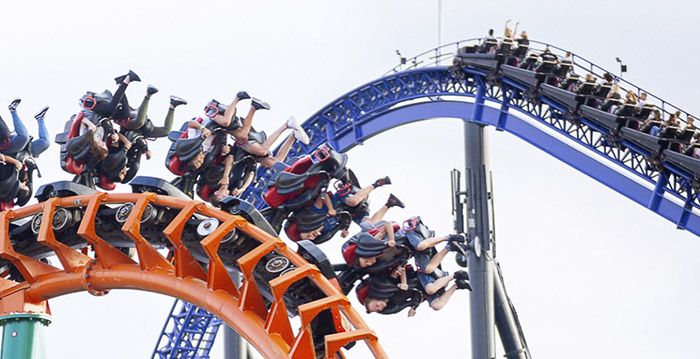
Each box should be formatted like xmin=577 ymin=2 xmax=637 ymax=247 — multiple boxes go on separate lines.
xmin=152 ymin=300 xmax=223 ymax=359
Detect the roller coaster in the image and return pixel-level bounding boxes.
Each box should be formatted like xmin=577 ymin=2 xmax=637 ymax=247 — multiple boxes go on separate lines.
xmin=1 ymin=36 xmax=699 ymax=359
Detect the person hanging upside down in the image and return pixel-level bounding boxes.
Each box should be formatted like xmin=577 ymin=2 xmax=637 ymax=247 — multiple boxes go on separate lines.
xmin=203 ymin=92 xmax=270 ymax=141
xmin=331 ymin=173 xmax=405 ymax=231
xmin=206 ymin=146 xmax=257 ymax=206
xmin=232 ymin=115 xmax=310 ymax=167
xmin=360 ymin=265 xmax=471 ymax=316
xmin=397 ymin=216 xmax=469 ymax=295
xmin=1 ymin=98 xmax=32 ymax=155
xmin=2 ymin=99 xmax=50 ymax=158
xmin=82 ymin=70 xmax=140 ymax=124
xmin=114 ymin=84 xmax=188 ymax=138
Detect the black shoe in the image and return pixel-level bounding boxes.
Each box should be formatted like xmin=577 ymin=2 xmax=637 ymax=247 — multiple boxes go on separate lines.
xmin=24 ymin=157 xmax=41 ymax=178
xmin=115 ymin=70 xmax=141 ymax=84
xmin=446 ymin=241 xmax=467 ymax=256
xmin=456 ymin=279 xmax=472 ymax=291
xmin=373 ymin=176 xmax=391 ymax=188
xmin=447 ymin=234 xmax=466 ymax=243
xmin=453 ymin=270 xmax=469 ymax=281
xmin=34 ymin=106 xmax=49 ymax=119
xmin=8 ymin=98 xmax=21 ymax=111
xmin=170 ymin=96 xmax=188 ymax=108
xmin=386 ymin=193 xmax=405 ymax=208
xmin=236 ymin=91 xmax=251 ymax=100
xmin=146 ymin=85 xmax=159 ymax=96
xmin=251 ymin=97 xmax=270 ymax=111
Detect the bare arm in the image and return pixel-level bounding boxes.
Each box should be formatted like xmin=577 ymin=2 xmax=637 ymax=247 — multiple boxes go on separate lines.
xmin=1 ymin=154 xmax=22 ymax=170
xmin=188 ymin=120 xmax=211 ymax=137
xmin=398 ymin=265 xmax=408 ymax=291
xmin=323 ymin=192 xmax=336 ymax=216
xmin=219 ymin=154 xmax=234 ymax=186
xmin=81 ymin=117 xmax=96 ymax=132
xmin=117 ymin=133 xmax=131 ymax=149
xmin=233 ymin=171 xmax=255 ymax=196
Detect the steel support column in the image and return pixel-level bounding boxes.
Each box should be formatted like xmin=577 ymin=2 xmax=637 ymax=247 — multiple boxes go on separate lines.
xmin=224 ymin=273 xmax=250 ymax=359
xmin=465 ymin=79 xmax=496 ymax=359
xmin=0 ymin=313 xmax=51 ymax=359
xmin=223 ymin=326 xmax=250 ymax=359
xmin=494 ymin=265 xmax=528 ymax=359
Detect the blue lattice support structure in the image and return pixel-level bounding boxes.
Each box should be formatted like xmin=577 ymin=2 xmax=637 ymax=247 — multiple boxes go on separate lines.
xmin=151 ymin=299 xmax=223 ymax=359
xmin=158 ymin=38 xmax=700 ymax=358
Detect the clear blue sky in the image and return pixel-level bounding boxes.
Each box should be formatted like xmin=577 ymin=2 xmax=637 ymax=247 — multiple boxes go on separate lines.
xmin=1 ymin=1 xmax=700 ymax=358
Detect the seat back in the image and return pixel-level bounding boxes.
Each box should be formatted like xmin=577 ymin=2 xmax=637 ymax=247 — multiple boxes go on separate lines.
xmin=480 ymin=39 xmax=497 ymax=53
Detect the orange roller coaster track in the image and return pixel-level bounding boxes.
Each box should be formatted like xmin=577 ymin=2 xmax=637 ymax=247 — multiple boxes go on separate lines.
xmin=0 ymin=192 xmax=387 ymax=359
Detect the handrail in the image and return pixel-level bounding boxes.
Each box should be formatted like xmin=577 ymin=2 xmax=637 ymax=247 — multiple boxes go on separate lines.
xmin=384 ymin=37 xmax=696 ymax=125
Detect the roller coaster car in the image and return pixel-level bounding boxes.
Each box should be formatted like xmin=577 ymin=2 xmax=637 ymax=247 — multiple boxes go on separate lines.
xmin=454 ymin=47 xmax=503 ymax=71
xmin=580 ymin=105 xmax=626 ymax=134
xmin=165 ymin=122 xmax=227 ymax=177
xmin=354 ymin=271 xmax=424 ymax=315
xmin=55 ymin=113 xmax=118 ymax=189
xmin=661 ymin=149 xmax=700 ymax=180
xmin=501 ymin=64 xmax=544 ymax=89
xmin=618 ymin=127 xmax=662 ymax=155
xmin=283 ymin=210 xmax=352 ymax=245
xmin=196 ymin=155 xmax=257 ymax=203
xmin=540 ymin=83 xmax=584 ymax=111
xmin=263 ymin=146 xmax=349 ymax=210
xmin=129 ymin=176 xmax=192 ymax=199
xmin=218 ymin=196 xmax=277 ymax=237
xmin=34 ymin=181 xmax=98 ymax=202
xmin=335 ymin=227 xmax=410 ymax=295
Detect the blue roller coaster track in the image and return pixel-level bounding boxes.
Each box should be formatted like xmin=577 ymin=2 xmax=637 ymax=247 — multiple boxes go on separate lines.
xmin=153 ymin=37 xmax=700 ymax=358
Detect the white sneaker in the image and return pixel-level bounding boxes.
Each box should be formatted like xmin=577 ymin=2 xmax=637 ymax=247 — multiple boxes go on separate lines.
xmin=287 ymin=116 xmax=310 ymax=145
xmin=286 ymin=116 xmax=298 ymax=130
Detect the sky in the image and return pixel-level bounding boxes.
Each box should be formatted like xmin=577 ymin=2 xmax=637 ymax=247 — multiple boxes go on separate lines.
xmin=2 ymin=1 xmax=700 ymax=358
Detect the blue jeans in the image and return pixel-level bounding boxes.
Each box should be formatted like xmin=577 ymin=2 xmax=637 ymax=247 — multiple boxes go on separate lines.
xmin=32 ymin=116 xmax=50 ymax=157
xmin=650 ymin=126 xmax=660 ymax=136
xmin=2 ymin=111 xmax=29 ymax=155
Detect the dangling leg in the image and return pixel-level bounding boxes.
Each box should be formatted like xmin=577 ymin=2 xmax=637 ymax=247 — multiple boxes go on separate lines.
xmin=127 ymin=85 xmax=159 ymax=130
xmin=245 ymin=121 xmax=289 ymax=157
xmin=258 ymin=132 xmax=295 ymax=168
xmin=271 ymin=134 xmax=295 ymax=163
xmin=425 ymin=247 xmax=449 ymax=274
xmin=366 ymin=194 xmax=405 ymax=224
xmin=428 ymin=284 xmax=458 ymax=311
xmin=230 ymin=94 xmax=271 ymax=140
xmin=231 ymin=105 xmax=256 ymax=140
xmin=6 ymin=103 xmax=30 ymax=154
xmin=94 ymin=71 xmax=139 ymax=118
xmin=146 ymin=96 xmax=187 ymax=138
xmin=31 ymin=106 xmax=51 ymax=157
xmin=423 ymin=274 xmax=453 ymax=295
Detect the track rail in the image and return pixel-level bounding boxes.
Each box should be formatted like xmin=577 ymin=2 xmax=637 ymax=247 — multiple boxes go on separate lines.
xmin=0 ymin=192 xmax=386 ymax=359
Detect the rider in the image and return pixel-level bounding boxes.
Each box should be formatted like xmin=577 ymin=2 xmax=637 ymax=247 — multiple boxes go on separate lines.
xmin=231 ymin=115 xmax=310 ymax=166
xmin=397 ymin=216 xmax=469 ymax=295
xmin=331 ymin=174 xmax=404 ymax=231
xmin=0 ymin=100 xmax=50 ymax=206
xmin=204 ymin=92 xmax=270 ymax=143
xmin=361 ymin=266 xmax=471 ymax=315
